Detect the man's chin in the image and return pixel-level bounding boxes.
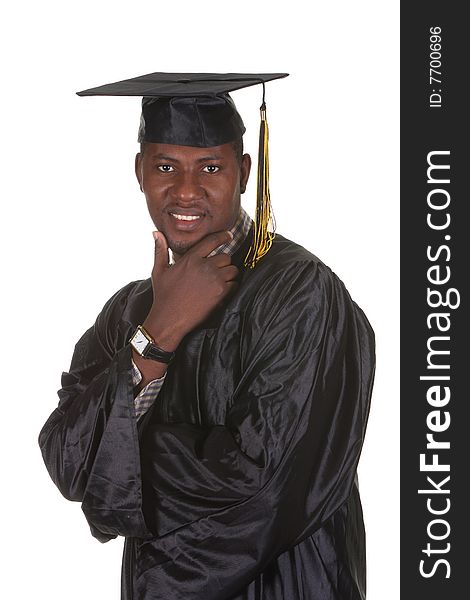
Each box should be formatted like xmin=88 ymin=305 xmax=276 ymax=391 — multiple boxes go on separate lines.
xmin=166 ymin=235 xmax=201 ymax=258
xmin=170 ymin=241 xmax=192 ymax=256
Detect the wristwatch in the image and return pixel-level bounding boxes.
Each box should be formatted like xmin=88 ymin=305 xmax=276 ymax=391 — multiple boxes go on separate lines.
xmin=129 ymin=325 xmax=176 ymax=363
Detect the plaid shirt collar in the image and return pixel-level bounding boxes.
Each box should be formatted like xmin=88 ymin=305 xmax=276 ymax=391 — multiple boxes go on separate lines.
xmin=169 ymin=206 xmax=253 ymax=263
xmin=207 ymin=206 xmax=253 ymax=257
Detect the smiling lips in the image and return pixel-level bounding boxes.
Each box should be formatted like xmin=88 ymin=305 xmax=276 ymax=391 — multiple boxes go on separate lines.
xmin=169 ymin=211 xmax=205 ymax=230
xmin=170 ymin=213 xmax=201 ymax=221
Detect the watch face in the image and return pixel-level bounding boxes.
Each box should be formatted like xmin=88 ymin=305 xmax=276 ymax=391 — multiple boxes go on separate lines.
xmin=131 ymin=329 xmax=150 ymax=355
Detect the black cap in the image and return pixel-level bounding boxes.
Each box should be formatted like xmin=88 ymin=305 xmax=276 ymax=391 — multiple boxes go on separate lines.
xmin=77 ymin=72 xmax=288 ymax=147
xmin=137 ymin=95 xmax=244 ymax=147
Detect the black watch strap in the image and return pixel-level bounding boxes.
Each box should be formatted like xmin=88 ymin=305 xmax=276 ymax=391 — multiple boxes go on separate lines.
xmin=143 ymin=343 xmax=176 ymax=364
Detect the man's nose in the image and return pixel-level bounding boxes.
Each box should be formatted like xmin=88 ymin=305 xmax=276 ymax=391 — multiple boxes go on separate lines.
xmin=171 ymin=172 xmax=203 ymax=203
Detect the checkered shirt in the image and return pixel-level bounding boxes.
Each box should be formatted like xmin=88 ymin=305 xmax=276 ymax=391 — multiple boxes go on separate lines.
xmin=132 ymin=206 xmax=253 ymax=418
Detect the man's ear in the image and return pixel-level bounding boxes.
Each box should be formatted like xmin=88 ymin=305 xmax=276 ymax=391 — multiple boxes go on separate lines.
xmin=240 ymin=153 xmax=251 ymax=194
xmin=135 ymin=152 xmax=144 ymax=192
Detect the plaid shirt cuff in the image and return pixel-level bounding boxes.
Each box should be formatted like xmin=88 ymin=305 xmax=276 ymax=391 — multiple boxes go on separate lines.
xmin=131 ymin=358 xmax=166 ymax=419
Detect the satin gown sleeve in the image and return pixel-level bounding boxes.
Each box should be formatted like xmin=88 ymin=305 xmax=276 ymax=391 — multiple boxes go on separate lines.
xmin=38 ymin=281 xmax=152 ymax=542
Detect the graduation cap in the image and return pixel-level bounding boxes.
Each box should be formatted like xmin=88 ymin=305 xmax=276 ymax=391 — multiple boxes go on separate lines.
xmin=77 ymin=72 xmax=289 ymax=268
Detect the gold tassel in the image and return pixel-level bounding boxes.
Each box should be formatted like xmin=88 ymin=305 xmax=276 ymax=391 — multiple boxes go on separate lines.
xmin=244 ymin=100 xmax=276 ymax=269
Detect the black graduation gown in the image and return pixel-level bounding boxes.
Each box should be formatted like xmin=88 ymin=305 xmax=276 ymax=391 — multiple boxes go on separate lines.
xmin=39 ymin=228 xmax=375 ymax=600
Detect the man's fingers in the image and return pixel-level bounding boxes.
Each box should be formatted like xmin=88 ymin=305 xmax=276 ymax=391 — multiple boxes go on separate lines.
xmin=206 ymin=252 xmax=232 ymax=268
xmin=191 ymin=230 xmax=233 ymax=258
xmin=219 ymin=264 xmax=239 ymax=281
xmin=152 ymin=231 xmax=169 ymax=272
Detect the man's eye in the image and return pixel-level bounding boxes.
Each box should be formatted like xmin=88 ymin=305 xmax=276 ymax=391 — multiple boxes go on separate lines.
xmin=157 ymin=165 xmax=175 ymax=172
xmin=203 ymin=165 xmax=220 ymax=173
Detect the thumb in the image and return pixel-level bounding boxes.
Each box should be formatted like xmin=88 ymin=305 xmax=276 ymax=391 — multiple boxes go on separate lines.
xmin=152 ymin=231 xmax=169 ymax=272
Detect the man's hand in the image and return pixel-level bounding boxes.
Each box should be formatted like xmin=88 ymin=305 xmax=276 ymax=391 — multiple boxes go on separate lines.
xmin=143 ymin=229 xmax=239 ymax=351
xmin=133 ymin=229 xmax=239 ymax=388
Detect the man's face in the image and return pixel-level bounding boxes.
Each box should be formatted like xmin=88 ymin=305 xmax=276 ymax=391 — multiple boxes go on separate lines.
xmin=135 ymin=142 xmax=251 ymax=258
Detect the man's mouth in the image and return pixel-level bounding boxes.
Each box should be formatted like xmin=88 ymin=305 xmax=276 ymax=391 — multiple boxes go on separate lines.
xmin=170 ymin=213 xmax=202 ymax=221
xmin=168 ymin=211 xmax=205 ymax=230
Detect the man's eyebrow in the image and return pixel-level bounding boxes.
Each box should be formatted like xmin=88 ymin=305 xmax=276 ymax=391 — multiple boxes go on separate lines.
xmin=195 ymin=155 xmax=224 ymax=162
xmin=150 ymin=154 xmax=180 ymax=161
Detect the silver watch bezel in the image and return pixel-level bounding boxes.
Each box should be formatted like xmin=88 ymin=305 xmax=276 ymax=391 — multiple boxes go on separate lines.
xmin=129 ymin=325 xmax=153 ymax=356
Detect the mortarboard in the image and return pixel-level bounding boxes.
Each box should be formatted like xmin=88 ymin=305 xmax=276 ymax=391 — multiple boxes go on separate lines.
xmin=77 ymin=72 xmax=289 ymax=268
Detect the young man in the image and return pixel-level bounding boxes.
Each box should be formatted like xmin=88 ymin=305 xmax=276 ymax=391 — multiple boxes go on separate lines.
xmin=39 ymin=72 xmax=375 ymax=600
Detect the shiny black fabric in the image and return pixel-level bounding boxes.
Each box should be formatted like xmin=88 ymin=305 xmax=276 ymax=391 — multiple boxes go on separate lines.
xmin=138 ymin=95 xmax=246 ymax=147
xmin=39 ymin=228 xmax=375 ymax=600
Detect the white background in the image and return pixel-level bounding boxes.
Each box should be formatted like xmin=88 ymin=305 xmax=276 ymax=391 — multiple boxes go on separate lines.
xmin=1 ymin=1 xmax=399 ymax=598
